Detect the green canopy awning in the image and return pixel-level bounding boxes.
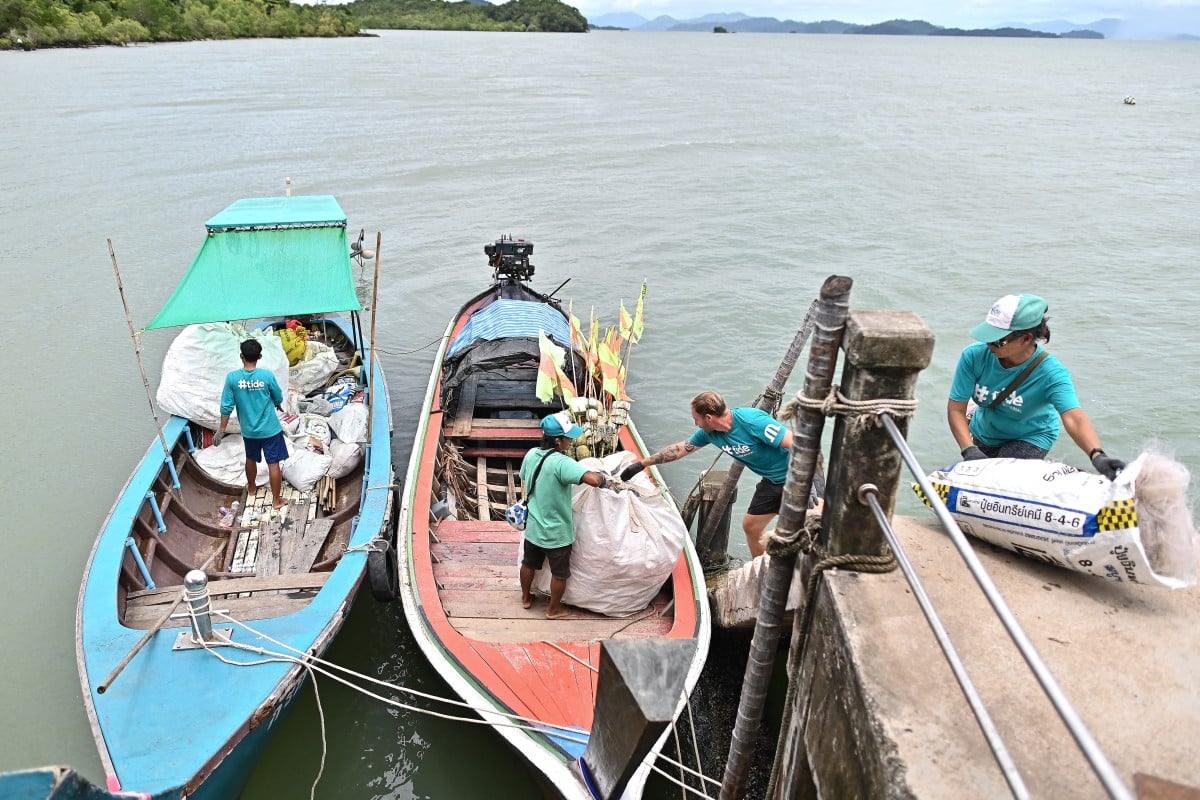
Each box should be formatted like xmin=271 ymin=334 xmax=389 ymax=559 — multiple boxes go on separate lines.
xmin=146 ymin=195 xmax=363 ymax=330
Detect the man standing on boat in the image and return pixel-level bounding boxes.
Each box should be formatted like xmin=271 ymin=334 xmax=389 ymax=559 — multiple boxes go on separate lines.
xmin=620 ymin=391 xmax=804 ymax=559
xmin=519 ymin=411 xmax=610 ymax=619
xmin=213 ymin=339 xmax=289 ymax=513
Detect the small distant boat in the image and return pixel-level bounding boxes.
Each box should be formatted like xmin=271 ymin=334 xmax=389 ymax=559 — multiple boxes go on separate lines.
xmin=1124 ymin=96 xmax=1136 ymax=105
xmin=76 ymin=195 xmax=396 ymax=799
xmin=398 ymin=237 xmax=710 ymax=799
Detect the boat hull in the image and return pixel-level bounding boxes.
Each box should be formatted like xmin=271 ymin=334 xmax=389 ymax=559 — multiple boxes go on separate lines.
xmin=76 ymin=313 xmax=392 ymax=799
xmin=398 ymin=280 xmax=710 ymax=799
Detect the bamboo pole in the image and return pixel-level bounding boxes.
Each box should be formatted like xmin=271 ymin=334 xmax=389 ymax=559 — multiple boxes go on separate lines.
xmin=719 ymin=277 xmax=852 ymax=800
xmin=108 ymin=240 xmax=174 ymax=469
xmin=365 ymin=231 xmax=381 ymax=446
xmin=96 ymin=543 xmax=227 ymax=694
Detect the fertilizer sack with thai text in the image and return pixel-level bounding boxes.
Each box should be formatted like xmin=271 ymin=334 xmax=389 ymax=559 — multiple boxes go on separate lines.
xmin=914 ymin=453 xmax=1197 ymax=589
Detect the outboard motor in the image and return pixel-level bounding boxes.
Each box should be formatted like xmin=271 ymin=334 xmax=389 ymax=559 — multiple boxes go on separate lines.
xmin=485 ymin=235 xmax=534 ymax=285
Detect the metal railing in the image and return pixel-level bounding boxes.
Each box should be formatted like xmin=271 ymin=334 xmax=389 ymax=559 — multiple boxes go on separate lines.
xmin=864 ymin=411 xmax=1134 ymax=800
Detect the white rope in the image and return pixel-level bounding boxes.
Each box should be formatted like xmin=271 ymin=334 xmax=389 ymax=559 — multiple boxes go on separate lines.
xmin=304 ymin=663 xmax=328 ymax=800
xmin=343 ymin=539 xmax=388 ymax=555
xmin=648 ymin=762 xmax=718 ymax=800
xmin=200 ymin=608 xmax=591 ymax=743
xmin=187 ymin=602 xmax=720 ymax=793
xmin=651 ymin=749 xmax=721 ymax=790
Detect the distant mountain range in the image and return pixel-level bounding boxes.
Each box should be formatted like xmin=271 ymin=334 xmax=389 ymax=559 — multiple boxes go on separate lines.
xmin=587 ymin=10 xmax=1200 ymax=40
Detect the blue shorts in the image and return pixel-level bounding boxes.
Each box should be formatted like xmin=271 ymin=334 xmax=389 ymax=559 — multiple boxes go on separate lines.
xmin=244 ymin=431 xmax=288 ymax=464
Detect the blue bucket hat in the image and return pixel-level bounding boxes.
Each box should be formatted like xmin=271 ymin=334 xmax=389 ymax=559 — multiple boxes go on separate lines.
xmin=970 ymin=294 xmax=1048 ymax=343
xmin=541 ymin=411 xmax=584 ymax=439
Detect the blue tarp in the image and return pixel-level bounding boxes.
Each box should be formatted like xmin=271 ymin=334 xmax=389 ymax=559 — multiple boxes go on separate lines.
xmin=447 ymin=299 xmax=572 ymax=358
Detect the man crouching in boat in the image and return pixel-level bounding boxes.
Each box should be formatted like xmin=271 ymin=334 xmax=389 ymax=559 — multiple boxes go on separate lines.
xmin=213 ymin=339 xmax=289 ymax=513
xmin=948 ymin=293 xmax=1125 ymax=479
xmin=519 ymin=411 xmax=610 ymax=619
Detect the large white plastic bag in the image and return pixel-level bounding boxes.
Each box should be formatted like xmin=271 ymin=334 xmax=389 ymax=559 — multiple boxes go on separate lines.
xmin=156 ymin=323 xmax=288 ymax=432
xmin=282 ymin=446 xmax=331 ymax=492
xmin=915 ymin=453 xmax=1197 ymax=589
xmin=329 ymin=402 xmax=369 ymax=444
xmin=326 ymin=440 xmax=363 ymax=479
xmin=529 ymin=453 xmax=687 ymax=616
xmin=192 ymin=435 xmax=269 ymax=487
xmin=290 ymin=340 xmax=339 ymax=396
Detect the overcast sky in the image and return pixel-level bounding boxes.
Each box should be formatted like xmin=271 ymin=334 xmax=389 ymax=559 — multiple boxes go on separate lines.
xmin=576 ymin=0 xmax=1200 ymax=29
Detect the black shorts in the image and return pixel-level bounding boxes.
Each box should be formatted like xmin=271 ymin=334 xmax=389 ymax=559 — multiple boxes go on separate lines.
xmin=747 ymin=478 xmax=784 ymax=516
xmin=521 ymin=540 xmax=573 ymax=579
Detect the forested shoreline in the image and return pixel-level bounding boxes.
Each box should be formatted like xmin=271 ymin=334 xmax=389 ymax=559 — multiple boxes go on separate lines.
xmin=1 ymin=0 xmax=587 ymax=50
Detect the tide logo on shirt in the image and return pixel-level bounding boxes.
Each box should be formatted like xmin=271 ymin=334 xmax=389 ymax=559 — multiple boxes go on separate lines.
xmin=237 ymin=378 xmax=268 ymax=391
xmin=973 ymin=384 xmax=1025 ymax=410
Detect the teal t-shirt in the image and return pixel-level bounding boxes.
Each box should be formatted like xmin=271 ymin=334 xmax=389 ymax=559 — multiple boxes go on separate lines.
xmin=519 ymin=448 xmax=588 ymax=549
xmin=688 ymin=407 xmax=790 ymax=484
xmin=948 ymin=343 xmax=1080 ymax=450
xmin=220 ymin=367 xmax=284 ymax=439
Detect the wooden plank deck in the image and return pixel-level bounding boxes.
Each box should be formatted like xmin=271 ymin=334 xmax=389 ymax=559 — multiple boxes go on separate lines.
xmin=430 ymin=518 xmax=674 ymax=644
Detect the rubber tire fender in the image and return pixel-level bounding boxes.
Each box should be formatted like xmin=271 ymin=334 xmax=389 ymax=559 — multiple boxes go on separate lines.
xmin=367 ymin=538 xmax=398 ymax=602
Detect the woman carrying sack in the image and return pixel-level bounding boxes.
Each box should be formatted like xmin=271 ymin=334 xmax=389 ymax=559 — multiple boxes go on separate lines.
xmin=947 ymin=293 xmax=1125 ymax=479
xmin=517 ymin=411 xmax=610 ymax=619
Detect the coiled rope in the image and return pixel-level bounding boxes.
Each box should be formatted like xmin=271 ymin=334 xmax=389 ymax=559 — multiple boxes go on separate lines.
xmin=786 ymin=386 xmax=919 ymax=429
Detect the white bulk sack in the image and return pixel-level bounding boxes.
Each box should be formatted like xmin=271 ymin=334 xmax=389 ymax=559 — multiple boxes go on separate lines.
xmin=281 ymin=446 xmax=331 ymax=492
xmin=915 ymin=453 xmax=1197 ymax=589
xmin=530 ymin=453 xmax=687 ymax=616
xmin=327 ymin=440 xmax=363 ymax=479
xmin=328 ymin=402 xmax=369 ymax=444
xmin=156 ymin=323 xmax=288 ymax=432
xmin=191 ymin=435 xmax=269 ymax=487
xmin=290 ymin=340 xmax=339 ymax=396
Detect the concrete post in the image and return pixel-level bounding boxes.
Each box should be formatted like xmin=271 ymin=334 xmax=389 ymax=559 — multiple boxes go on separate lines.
xmin=819 ymin=310 xmax=935 ymax=556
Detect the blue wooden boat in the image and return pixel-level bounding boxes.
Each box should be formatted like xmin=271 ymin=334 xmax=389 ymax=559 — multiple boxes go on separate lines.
xmin=76 ymin=196 xmax=395 ymax=799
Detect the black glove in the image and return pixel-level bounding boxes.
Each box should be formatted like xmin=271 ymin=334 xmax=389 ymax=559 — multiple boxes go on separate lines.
xmin=960 ymin=445 xmax=987 ymax=461
xmin=1091 ymin=451 xmax=1125 ymax=480
xmin=213 ymin=430 xmax=225 ymax=447
xmin=619 ymin=462 xmax=646 ymax=481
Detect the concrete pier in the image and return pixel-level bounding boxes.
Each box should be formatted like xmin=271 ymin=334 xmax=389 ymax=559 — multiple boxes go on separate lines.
xmin=776 ymin=513 xmax=1200 ymax=798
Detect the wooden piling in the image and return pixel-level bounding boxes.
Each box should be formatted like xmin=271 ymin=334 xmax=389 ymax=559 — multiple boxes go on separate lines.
xmin=720 ymin=277 xmax=853 ymax=800
xmin=694 ymin=470 xmax=734 ymax=567
xmin=772 ymin=309 xmax=934 ymax=799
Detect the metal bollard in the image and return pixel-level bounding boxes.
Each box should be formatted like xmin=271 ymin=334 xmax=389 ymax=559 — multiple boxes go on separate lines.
xmin=183 ymin=570 xmax=214 ymax=643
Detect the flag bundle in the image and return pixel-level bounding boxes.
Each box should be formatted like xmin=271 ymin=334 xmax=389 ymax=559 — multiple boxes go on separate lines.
xmin=533 ymin=281 xmax=647 ymax=409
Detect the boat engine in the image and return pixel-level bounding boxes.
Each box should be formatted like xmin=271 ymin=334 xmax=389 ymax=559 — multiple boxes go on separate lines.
xmin=485 ymin=235 xmax=534 ymax=283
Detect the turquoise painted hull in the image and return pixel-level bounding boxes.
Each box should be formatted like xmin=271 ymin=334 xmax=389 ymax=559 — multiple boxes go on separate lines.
xmin=76 ymin=313 xmax=391 ymax=799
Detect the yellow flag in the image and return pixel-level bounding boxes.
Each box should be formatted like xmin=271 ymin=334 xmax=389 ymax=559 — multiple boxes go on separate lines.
xmin=537 ymin=330 xmax=577 ymax=403
xmin=618 ymin=301 xmax=633 ymax=342
xmin=568 ymin=301 xmax=584 ymax=353
xmin=631 ymin=280 xmax=646 ymax=343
